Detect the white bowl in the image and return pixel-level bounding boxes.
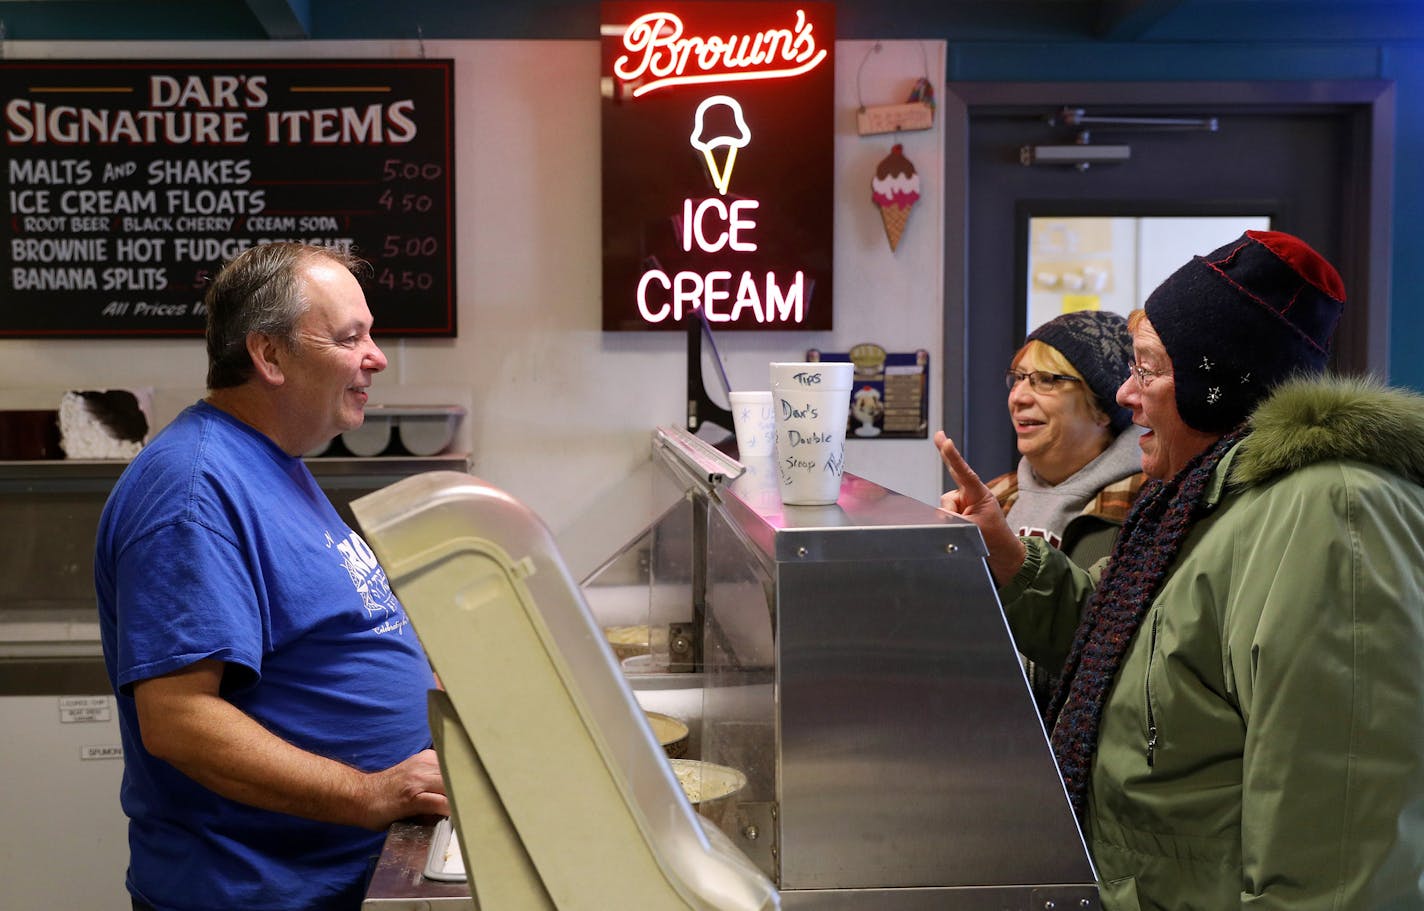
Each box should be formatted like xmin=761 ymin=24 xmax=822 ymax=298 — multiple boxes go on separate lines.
xmin=397 ymin=412 xmax=460 ymax=456
xmin=341 ymin=416 xmax=393 ymax=456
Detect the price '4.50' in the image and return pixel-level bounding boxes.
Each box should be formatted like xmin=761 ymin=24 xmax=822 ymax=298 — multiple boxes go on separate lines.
xmin=377 ymin=189 xmax=434 ymax=213
xmin=378 ymin=268 xmax=435 ymax=292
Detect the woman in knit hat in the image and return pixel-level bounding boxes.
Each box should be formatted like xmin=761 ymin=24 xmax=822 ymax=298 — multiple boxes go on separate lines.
xmin=986 ymin=310 xmax=1146 ymax=568
xmin=977 ymin=310 xmax=1147 ymax=710
xmin=935 ymin=230 xmax=1424 ymax=910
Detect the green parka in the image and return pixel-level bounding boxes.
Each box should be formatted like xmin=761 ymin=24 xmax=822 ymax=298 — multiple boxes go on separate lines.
xmin=1000 ymin=376 xmax=1424 ymax=910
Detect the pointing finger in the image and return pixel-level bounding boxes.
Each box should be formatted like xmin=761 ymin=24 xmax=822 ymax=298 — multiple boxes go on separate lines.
xmin=934 ymin=431 xmax=988 ymax=501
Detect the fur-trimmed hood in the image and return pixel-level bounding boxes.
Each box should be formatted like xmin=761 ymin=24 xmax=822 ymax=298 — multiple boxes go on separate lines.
xmin=1230 ymin=375 xmax=1424 ymax=489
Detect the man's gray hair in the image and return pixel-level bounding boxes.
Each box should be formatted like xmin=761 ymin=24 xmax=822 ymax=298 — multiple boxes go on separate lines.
xmin=204 ymin=242 xmax=370 ymax=390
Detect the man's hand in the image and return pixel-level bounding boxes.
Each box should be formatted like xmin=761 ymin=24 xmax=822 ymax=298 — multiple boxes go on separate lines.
xmin=357 ymin=749 xmax=450 ymax=830
xmin=933 ymin=431 xmax=1027 ymax=586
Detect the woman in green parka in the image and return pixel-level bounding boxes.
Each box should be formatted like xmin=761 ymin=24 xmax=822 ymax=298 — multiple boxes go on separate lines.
xmin=936 ymin=230 xmax=1424 ymax=910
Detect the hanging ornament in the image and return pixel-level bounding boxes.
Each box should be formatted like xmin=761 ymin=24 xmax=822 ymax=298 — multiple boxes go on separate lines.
xmin=871 ymin=144 xmax=920 ymax=252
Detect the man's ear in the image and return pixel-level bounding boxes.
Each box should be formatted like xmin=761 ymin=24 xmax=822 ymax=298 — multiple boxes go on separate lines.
xmin=246 ymin=332 xmax=287 ymax=386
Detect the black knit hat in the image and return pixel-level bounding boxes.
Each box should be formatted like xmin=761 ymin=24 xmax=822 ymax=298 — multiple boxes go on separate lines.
xmin=1026 ymin=309 xmax=1134 ymax=433
xmin=1144 ymin=230 xmax=1345 ymax=433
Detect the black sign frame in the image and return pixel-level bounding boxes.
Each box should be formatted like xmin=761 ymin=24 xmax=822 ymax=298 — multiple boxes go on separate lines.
xmin=1 ymin=58 xmax=456 ymax=337
xmin=600 ymin=2 xmax=836 ymax=332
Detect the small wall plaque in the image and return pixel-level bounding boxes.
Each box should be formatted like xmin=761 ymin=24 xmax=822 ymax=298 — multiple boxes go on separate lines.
xmin=857 ymin=102 xmax=934 ymax=136
xmin=807 ymin=345 xmax=930 ymax=439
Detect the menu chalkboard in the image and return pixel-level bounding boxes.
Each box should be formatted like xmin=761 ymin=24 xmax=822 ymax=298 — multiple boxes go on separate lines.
xmin=1 ymin=59 xmax=456 ymax=337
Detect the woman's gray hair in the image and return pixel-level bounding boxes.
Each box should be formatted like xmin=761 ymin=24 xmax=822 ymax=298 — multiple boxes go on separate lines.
xmin=204 ymin=242 xmax=370 ymax=389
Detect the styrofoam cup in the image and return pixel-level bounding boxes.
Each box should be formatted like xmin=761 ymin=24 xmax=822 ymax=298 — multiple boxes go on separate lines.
xmin=769 ymin=361 xmax=854 ymax=506
xmin=733 ymin=456 xmax=784 ymax=514
xmin=729 ymin=391 xmax=776 ymax=459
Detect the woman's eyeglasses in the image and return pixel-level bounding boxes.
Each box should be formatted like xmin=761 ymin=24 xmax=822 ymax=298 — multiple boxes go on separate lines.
xmin=1128 ymin=361 xmax=1169 ymax=389
xmin=1004 ymin=369 xmax=1083 ymax=393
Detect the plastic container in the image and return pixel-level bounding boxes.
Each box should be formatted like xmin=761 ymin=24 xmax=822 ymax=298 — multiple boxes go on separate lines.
xmin=393 ymin=406 xmax=466 ymax=456
xmin=340 ymin=413 xmax=394 ymax=457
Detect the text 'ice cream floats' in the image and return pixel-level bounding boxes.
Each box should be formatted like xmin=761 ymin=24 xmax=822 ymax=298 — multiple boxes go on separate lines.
xmin=871 ymin=144 xmax=920 ymax=252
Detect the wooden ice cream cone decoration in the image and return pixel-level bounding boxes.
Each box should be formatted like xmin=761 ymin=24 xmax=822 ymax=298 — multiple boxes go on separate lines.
xmin=871 ymin=144 xmax=920 ymax=252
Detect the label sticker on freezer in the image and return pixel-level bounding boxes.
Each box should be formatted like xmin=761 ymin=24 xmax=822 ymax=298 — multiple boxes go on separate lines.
xmin=80 ymin=745 xmax=124 ymax=761
xmin=58 ymin=696 xmax=112 ymax=724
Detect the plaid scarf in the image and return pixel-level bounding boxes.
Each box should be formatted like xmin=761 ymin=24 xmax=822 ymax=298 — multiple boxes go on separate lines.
xmin=1045 ymin=426 xmax=1247 ymax=821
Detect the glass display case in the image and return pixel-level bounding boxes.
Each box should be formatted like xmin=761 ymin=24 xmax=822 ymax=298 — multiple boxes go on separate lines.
xmin=356 ymin=428 xmax=1098 ymax=909
xmin=563 ymin=427 xmax=1099 ymax=909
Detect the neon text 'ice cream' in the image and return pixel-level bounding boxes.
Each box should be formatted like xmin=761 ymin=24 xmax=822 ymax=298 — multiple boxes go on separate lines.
xmin=636 ymin=128 xmax=806 ymax=325
xmin=690 ymin=96 xmax=750 ymax=196
xmin=638 ymin=195 xmax=805 ymax=324
xmin=613 ymin=10 xmax=827 ymax=98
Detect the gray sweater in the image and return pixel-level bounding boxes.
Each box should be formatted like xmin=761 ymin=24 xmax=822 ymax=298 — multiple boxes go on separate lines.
xmin=1005 ymin=426 xmax=1144 ymax=547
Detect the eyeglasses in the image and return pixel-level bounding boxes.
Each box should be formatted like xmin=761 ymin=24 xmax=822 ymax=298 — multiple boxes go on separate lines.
xmin=1128 ymin=361 xmax=1170 ymax=389
xmin=1004 ymin=369 xmax=1083 ymax=393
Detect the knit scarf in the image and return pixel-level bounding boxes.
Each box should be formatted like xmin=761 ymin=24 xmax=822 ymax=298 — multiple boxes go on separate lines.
xmin=1045 ymin=426 xmax=1247 ymax=821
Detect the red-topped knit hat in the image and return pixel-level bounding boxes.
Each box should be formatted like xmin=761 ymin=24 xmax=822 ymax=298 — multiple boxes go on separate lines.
xmin=1143 ymin=230 xmax=1345 ymax=433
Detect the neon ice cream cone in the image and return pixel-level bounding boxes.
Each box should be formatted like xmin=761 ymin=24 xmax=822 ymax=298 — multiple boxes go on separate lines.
xmin=871 ymin=144 xmax=921 ymax=252
xmin=691 ymin=96 xmax=751 ymax=196
xmin=702 ymin=146 xmax=739 ymax=196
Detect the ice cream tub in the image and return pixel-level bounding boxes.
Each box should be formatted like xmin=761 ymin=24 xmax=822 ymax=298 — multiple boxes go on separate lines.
xmin=669 ymin=758 xmax=746 ymax=830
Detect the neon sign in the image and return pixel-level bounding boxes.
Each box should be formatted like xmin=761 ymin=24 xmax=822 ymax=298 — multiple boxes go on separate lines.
xmin=601 ymin=1 xmax=833 ymax=331
xmin=613 ymin=10 xmax=828 ymax=97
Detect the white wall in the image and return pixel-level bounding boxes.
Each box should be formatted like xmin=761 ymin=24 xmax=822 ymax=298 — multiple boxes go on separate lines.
xmin=0 ymin=39 xmax=946 ymax=532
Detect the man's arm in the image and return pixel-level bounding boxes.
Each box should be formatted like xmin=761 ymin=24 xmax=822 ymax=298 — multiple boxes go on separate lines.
xmin=133 ymin=658 xmax=448 ymax=830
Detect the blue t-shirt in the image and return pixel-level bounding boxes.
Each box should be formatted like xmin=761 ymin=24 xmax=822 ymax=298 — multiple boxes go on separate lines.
xmin=95 ymin=401 xmax=436 ymax=911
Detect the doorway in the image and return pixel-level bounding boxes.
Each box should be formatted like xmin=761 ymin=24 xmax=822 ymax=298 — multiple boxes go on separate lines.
xmin=939 ymin=81 xmax=1393 ymax=477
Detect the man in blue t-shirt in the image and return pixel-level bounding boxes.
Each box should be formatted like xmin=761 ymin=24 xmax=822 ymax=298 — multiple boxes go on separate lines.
xmin=95 ymin=243 xmax=448 ymax=911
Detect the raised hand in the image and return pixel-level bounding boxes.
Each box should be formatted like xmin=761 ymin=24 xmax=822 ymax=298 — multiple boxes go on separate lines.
xmin=933 ymin=431 xmax=1026 ymax=585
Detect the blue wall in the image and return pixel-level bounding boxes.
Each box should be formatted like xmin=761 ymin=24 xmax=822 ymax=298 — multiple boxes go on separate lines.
xmin=2 ymin=0 xmax=1419 ymax=386
xmin=1383 ymin=46 xmax=1424 ymax=390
